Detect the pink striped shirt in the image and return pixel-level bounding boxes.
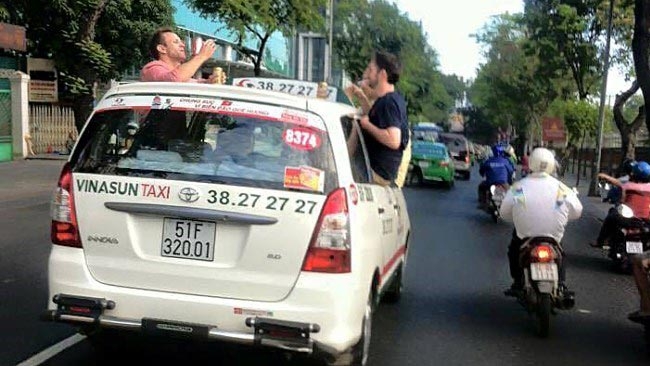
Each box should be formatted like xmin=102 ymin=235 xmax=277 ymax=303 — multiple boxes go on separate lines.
xmin=140 ymin=60 xmax=201 ymax=83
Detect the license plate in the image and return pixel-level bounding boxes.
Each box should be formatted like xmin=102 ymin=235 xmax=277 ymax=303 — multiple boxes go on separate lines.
xmin=626 ymin=241 xmax=644 ymax=254
xmin=530 ymin=263 xmax=558 ymax=281
xmin=161 ymin=218 xmax=216 ymax=261
xmin=419 ymin=161 xmax=430 ymax=168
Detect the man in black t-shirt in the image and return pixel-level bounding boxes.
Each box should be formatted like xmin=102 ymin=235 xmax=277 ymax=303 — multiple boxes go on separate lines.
xmin=357 ymin=51 xmax=409 ymax=186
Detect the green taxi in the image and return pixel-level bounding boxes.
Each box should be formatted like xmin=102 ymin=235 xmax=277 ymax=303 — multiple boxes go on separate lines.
xmin=407 ymin=140 xmax=455 ymax=188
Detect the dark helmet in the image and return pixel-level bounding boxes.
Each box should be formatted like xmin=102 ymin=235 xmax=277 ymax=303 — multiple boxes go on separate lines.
xmin=632 ymin=161 xmax=650 ymax=183
xmin=621 ymin=159 xmax=637 ymax=176
xmin=491 ymin=144 xmax=505 ymax=158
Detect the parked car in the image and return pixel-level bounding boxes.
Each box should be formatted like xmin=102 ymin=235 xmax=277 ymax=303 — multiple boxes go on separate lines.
xmin=439 ymin=132 xmax=471 ymax=180
xmin=43 ymin=80 xmax=411 ymax=366
xmin=407 ymin=140 xmax=455 ymax=188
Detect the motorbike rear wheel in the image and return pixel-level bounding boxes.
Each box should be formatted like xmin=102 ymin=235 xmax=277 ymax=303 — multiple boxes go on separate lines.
xmin=536 ymin=294 xmax=552 ymax=338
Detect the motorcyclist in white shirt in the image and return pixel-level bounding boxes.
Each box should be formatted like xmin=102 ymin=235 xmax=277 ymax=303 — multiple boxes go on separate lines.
xmin=500 ymin=147 xmax=583 ymax=298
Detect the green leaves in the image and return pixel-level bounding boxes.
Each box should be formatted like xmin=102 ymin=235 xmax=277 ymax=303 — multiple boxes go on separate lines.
xmin=185 ymin=0 xmax=326 ymax=75
xmin=333 ymin=0 xmax=453 ymax=122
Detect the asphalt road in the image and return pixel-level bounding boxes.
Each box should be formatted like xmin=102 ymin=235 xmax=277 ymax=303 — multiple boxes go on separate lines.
xmin=2 ymin=160 xmax=648 ymax=365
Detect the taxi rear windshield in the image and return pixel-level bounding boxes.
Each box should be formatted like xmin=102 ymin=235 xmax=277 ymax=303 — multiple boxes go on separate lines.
xmin=71 ymin=101 xmax=337 ymax=194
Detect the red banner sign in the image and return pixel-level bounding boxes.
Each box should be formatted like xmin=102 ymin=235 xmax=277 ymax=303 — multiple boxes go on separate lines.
xmin=542 ymin=117 xmax=566 ymax=142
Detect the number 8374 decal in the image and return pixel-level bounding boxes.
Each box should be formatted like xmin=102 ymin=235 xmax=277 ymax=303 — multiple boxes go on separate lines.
xmin=207 ymin=190 xmax=319 ymax=215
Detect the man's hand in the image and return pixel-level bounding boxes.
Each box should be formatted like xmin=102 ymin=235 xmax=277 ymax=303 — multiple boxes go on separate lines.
xmin=197 ymin=39 xmax=217 ymax=62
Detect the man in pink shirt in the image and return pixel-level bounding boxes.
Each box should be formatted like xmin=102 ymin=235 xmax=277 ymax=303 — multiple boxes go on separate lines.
xmin=141 ymin=27 xmax=218 ymax=83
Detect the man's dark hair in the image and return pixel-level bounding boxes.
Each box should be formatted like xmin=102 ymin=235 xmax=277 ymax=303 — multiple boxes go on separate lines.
xmin=149 ymin=27 xmax=175 ymax=60
xmin=373 ymin=51 xmax=401 ymax=84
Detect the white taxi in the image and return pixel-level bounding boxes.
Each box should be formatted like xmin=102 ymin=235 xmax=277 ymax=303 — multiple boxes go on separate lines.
xmin=44 ymin=80 xmax=411 ymax=365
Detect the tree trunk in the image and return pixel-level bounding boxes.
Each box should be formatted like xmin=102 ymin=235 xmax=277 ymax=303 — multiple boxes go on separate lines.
xmin=253 ymin=33 xmax=271 ymax=77
xmin=612 ymin=80 xmax=644 ymax=172
xmin=73 ymin=94 xmax=95 ymax=132
xmin=576 ymin=132 xmax=586 ymax=186
xmin=72 ymin=0 xmax=110 ymax=131
xmin=633 ymin=0 xmax=650 ymax=132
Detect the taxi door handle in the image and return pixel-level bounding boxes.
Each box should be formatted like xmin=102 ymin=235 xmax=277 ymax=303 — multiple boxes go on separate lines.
xmin=393 ymin=204 xmax=399 ymax=210
xmin=378 ymin=207 xmax=385 ymax=214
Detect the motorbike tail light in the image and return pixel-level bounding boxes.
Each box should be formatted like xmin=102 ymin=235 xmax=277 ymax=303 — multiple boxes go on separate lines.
xmin=302 ymin=188 xmax=351 ymax=273
xmin=531 ymin=244 xmax=555 ymax=263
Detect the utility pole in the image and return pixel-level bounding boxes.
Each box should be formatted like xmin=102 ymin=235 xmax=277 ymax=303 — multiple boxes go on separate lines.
xmin=326 ymin=0 xmax=334 ymax=84
xmin=588 ymin=0 xmax=615 ymax=196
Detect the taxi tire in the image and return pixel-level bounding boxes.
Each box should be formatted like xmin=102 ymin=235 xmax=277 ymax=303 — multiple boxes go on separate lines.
xmin=446 ymin=179 xmax=454 ymax=189
xmin=383 ymin=263 xmax=403 ymax=303
xmin=328 ymin=292 xmax=374 ymax=366
xmin=410 ymin=169 xmax=423 ymax=186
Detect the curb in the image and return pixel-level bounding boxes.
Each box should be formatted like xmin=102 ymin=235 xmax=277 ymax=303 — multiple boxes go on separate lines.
xmin=24 ymin=154 xmax=69 ymax=161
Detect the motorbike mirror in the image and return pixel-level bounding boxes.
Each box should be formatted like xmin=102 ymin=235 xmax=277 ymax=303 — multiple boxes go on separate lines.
xmin=617 ymin=204 xmax=634 ymax=219
xmin=572 ymin=187 xmax=579 ymax=195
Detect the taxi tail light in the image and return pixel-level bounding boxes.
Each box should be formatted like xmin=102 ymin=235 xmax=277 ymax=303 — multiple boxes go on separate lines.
xmin=302 ymin=188 xmax=351 ymax=273
xmin=531 ymin=244 xmax=555 ymax=263
xmin=439 ymin=161 xmax=449 ymax=167
xmin=50 ymin=163 xmax=81 ymax=248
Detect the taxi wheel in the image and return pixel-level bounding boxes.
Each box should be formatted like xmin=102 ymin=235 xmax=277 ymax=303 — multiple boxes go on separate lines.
xmin=383 ymin=263 xmax=403 ymax=303
xmin=446 ymin=179 xmax=454 ymax=189
xmin=410 ymin=169 xmax=423 ymax=186
xmin=351 ymin=293 xmax=373 ymax=365
xmin=329 ymin=292 xmax=374 ymax=366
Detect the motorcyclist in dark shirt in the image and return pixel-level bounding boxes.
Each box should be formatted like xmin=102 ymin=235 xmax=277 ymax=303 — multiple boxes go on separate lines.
xmin=477 ymin=144 xmax=515 ymax=208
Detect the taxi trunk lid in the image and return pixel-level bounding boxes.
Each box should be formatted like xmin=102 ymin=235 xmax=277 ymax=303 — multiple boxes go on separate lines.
xmin=74 ymin=174 xmax=324 ymax=302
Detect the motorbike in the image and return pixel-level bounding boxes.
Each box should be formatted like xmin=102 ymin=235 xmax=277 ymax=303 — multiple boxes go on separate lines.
xmin=484 ymin=184 xmax=507 ymax=222
xmin=608 ymin=204 xmax=650 ymax=273
xmin=597 ymin=181 xmax=650 ymax=273
xmin=509 ymin=237 xmax=573 ymax=338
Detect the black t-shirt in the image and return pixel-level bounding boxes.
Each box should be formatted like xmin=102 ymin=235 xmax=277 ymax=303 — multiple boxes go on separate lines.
xmin=364 ymin=92 xmax=409 ymax=180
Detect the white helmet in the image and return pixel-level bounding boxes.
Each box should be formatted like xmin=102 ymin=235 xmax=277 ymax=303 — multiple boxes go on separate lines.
xmin=529 ymin=147 xmax=556 ymax=174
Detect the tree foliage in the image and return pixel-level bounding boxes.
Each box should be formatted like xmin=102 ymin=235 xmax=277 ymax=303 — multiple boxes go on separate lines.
xmin=2 ymin=0 xmax=175 ymax=131
xmin=471 ymin=13 xmax=564 ymax=146
xmin=333 ymin=0 xmax=453 ymax=122
xmin=523 ymin=0 xmax=605 ymax=100
xmin=470 ymin=0 xmax=640 ymax=154
xmin=184 ymin=0 xmax=326 ymax=76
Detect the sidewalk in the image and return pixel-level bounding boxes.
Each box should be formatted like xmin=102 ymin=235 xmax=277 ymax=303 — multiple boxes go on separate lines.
xmin=24 ymin=153 xmax=69 ymax=161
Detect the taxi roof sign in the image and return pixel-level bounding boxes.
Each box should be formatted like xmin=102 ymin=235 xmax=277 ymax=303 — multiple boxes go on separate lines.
xmin=232 ymin=77 xmax=339 ymax=103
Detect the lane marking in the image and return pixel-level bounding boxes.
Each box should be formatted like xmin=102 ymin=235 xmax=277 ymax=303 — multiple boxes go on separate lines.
xmin=17 ymin=334 xmax=86 ymax=366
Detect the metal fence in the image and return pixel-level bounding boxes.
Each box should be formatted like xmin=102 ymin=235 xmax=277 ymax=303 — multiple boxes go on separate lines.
xmin=29 ymin=104 xmax=77 ymax=154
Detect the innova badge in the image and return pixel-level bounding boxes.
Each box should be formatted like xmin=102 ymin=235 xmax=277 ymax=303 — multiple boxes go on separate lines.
xmin=178 ymin=187 xmax=200 ymax=203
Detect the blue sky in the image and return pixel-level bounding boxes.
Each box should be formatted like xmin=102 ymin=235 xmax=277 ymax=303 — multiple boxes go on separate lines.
xmin=392 ymin=0 xmax=627 ymax=96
